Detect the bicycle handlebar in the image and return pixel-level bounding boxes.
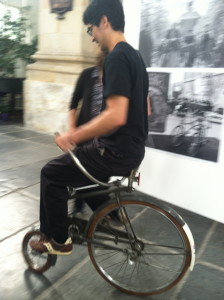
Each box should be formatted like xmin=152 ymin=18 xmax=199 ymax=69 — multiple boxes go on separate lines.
xmin=54 ymin=133 xmax=126 ymax=187
xmin=67 ymin=149 xmax=124 ymax=187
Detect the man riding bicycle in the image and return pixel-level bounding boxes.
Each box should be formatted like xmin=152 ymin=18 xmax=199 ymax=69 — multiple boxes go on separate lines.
xmin=30 ymin=0 xmax=148 ymax=256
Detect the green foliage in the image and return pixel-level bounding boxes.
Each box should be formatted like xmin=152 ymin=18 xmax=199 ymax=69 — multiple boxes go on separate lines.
xmin=0 ymin=7 xmax=37 ymax=77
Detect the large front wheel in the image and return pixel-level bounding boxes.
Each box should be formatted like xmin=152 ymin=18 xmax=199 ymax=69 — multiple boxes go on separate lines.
xmin=87 ymin=197 xmax=193 ymax=296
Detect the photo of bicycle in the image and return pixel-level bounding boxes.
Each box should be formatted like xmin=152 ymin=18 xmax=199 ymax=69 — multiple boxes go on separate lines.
xmin=145 ymin=71 xmax=224 ymax=162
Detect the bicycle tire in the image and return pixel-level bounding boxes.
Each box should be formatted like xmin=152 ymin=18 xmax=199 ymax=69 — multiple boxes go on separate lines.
xmin=188 ymin=131 xmax=200 ymax=156
xmin=22 ymin=230 xmax=54 ymax=273
xmin=87 ymin=198 xmax=193 ymax=296
xmin=171 ymin=125 xmax=184 ymax=147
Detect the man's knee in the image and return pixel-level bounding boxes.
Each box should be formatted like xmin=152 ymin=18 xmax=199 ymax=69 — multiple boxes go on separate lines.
xmin=41 ymin=161 xmax=53 ymax=179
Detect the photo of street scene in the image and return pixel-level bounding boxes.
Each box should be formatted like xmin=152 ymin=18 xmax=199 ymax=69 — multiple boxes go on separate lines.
xmin=139 ymin=0 xmax=224 ymax=68
xmin=146 ymin=71 xmax=224 ymax=162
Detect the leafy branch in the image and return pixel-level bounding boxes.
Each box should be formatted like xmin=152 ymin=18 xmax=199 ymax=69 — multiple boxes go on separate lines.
xmin=0 ymin=7 xmax=37 ymax=77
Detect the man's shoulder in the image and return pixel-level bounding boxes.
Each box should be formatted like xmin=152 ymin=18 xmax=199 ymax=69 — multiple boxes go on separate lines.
xmin=108 ymin=42 xmax=138 ymax=62
xmin=115 ymin=41 xmax=134 ymax=53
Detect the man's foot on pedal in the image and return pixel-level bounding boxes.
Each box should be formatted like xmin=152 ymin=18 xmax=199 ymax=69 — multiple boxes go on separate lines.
xmin=29 ymin=237 xmax=73 ymax=255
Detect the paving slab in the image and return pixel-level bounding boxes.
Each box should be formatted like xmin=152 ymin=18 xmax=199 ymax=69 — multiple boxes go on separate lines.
xmin=0 ymin=125 xmax=24 ymax=134
xmin=37 ymin=252 xmax=183 ymax=300
xmin=0 ymin=230 xmax=91 ymax=300
xmin=0 ymin=139 xmax=43 ymax=155
xmin=176 ymin=263 xmax=224 ymax=300
xmin=3 ymin=129 xmax=48 ymax=139
xmin=0 ymin=145 xmax=61 ymax=171
xmin=0 ymin=182 xmax=13 ymax=196
xmin=26 ymin=135 xmax=55 ymax=145
xmin=0 ymin=159 xmax=49 ymax=190
xmin=200 ymin=222 xmax=224 ymax=268
xmin=0 ymin=135 xmax=16 ymax=144
xmin=21 ymin=183 xmax=40 ymax=199
xmin=0 ymin=192 xmax=39 ymax=241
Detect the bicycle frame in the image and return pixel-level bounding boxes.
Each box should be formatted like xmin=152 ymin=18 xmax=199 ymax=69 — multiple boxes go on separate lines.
xmin=70 ymin=193 xmax=139 ymax=250
xmin=67 ymin=175 xmax=195 ymax=265
xmin=22 ymin=141 xmax=196 ymax=295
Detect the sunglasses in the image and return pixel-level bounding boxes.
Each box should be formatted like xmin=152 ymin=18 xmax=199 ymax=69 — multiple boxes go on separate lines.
xmin=87 ymin=25 xmax=93 ymax=36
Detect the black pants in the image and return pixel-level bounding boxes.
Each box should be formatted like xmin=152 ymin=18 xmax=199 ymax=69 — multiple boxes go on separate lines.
xmin=39 ymin=139 xmax=143 ymax=243
xmin=73 ymin=187 xmax=110 ymax=213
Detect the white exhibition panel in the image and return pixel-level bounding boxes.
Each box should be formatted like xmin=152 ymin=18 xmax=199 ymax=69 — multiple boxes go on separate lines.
xmin=138 ymin=143 xmax=224 ymax=224
xmin=123 ymin=0 xmax=224 ymax=223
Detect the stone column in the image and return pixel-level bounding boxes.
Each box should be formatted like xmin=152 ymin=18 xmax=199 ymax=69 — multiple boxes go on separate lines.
xmin=24 ymin=0 xmax=98 ymax=133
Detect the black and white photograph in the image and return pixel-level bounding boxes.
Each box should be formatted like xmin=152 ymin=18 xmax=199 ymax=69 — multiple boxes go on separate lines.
xmin=139 ymin=0 xmax=224 ymax=68
xmin=146 ymin=71 xmax=224 ymax=162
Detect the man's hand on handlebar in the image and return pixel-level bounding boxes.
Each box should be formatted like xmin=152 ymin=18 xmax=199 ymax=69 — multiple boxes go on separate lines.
xmin=55 ymin=131 xmax=76 ymax=152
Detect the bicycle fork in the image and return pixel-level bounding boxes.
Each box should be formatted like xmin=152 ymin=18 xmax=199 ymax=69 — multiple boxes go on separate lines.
xmin=114 ymin=191 xmax=143 ymax=253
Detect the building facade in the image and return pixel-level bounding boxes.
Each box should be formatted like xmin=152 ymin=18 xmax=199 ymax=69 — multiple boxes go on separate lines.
xmin=24 ymin=0 xmax=98 ymax=133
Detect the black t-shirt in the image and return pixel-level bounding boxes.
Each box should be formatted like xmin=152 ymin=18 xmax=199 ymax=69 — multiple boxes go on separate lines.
xmin=99 ymin=42 xmax=148 ymax=158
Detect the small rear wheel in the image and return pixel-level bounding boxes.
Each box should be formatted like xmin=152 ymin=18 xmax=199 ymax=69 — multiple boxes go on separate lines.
xmin=87 ymin=198 xmax=192 ymax=296
xmin=22 ymin=230 xmax=55 ymax=273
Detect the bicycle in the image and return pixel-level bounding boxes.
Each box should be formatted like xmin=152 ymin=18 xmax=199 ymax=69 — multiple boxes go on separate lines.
xmin=188 ymin=111 xmax=210 ymax=157
xmin=22 ymin=149 xmax=195 ymax=296
xmin=171 ymin=107 xmax=195 ymax=147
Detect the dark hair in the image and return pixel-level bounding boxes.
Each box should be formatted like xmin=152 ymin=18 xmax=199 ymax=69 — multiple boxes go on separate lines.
xmin=83 ymin=0 xmax=125 ymax=33
xmin=96 ymin=50 xmax=108 ymax=69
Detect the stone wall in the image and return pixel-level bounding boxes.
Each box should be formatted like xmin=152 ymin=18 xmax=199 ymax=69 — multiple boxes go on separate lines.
xmin=24 ymin=0 xmax=98 ymax=134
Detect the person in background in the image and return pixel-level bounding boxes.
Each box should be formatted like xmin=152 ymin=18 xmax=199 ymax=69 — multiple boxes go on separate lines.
xmin=68 ymin=51 xmax=106 ymax=214
xmin=69 ymin=51 xmax=106 ymax=132
xmin=165 ymin=23 xmax=180 ymax=52
xmin=162 ymin=23 xmax=181 ymax=67
xmin=183 ymin=29 xmax=196 ymax=67
xmin=199 ymin=24 xmax=214 ymax=66
xmin=30 ymin=0 xmax=148 ymax=256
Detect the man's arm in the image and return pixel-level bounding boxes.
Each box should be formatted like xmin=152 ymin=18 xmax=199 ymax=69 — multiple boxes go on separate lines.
xmin=55 ymin=96 xmax=129 ymax=151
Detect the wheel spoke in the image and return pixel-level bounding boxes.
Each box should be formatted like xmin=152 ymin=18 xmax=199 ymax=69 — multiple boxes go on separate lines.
xmin=138 ymin=256 xmax=183 ymax=273
xmin=88 ymin=199 xmax=192 ymax=295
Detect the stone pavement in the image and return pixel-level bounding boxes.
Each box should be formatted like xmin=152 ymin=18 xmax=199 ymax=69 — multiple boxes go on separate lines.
xmin=0 ymin=123 xmax=224 ymax=300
